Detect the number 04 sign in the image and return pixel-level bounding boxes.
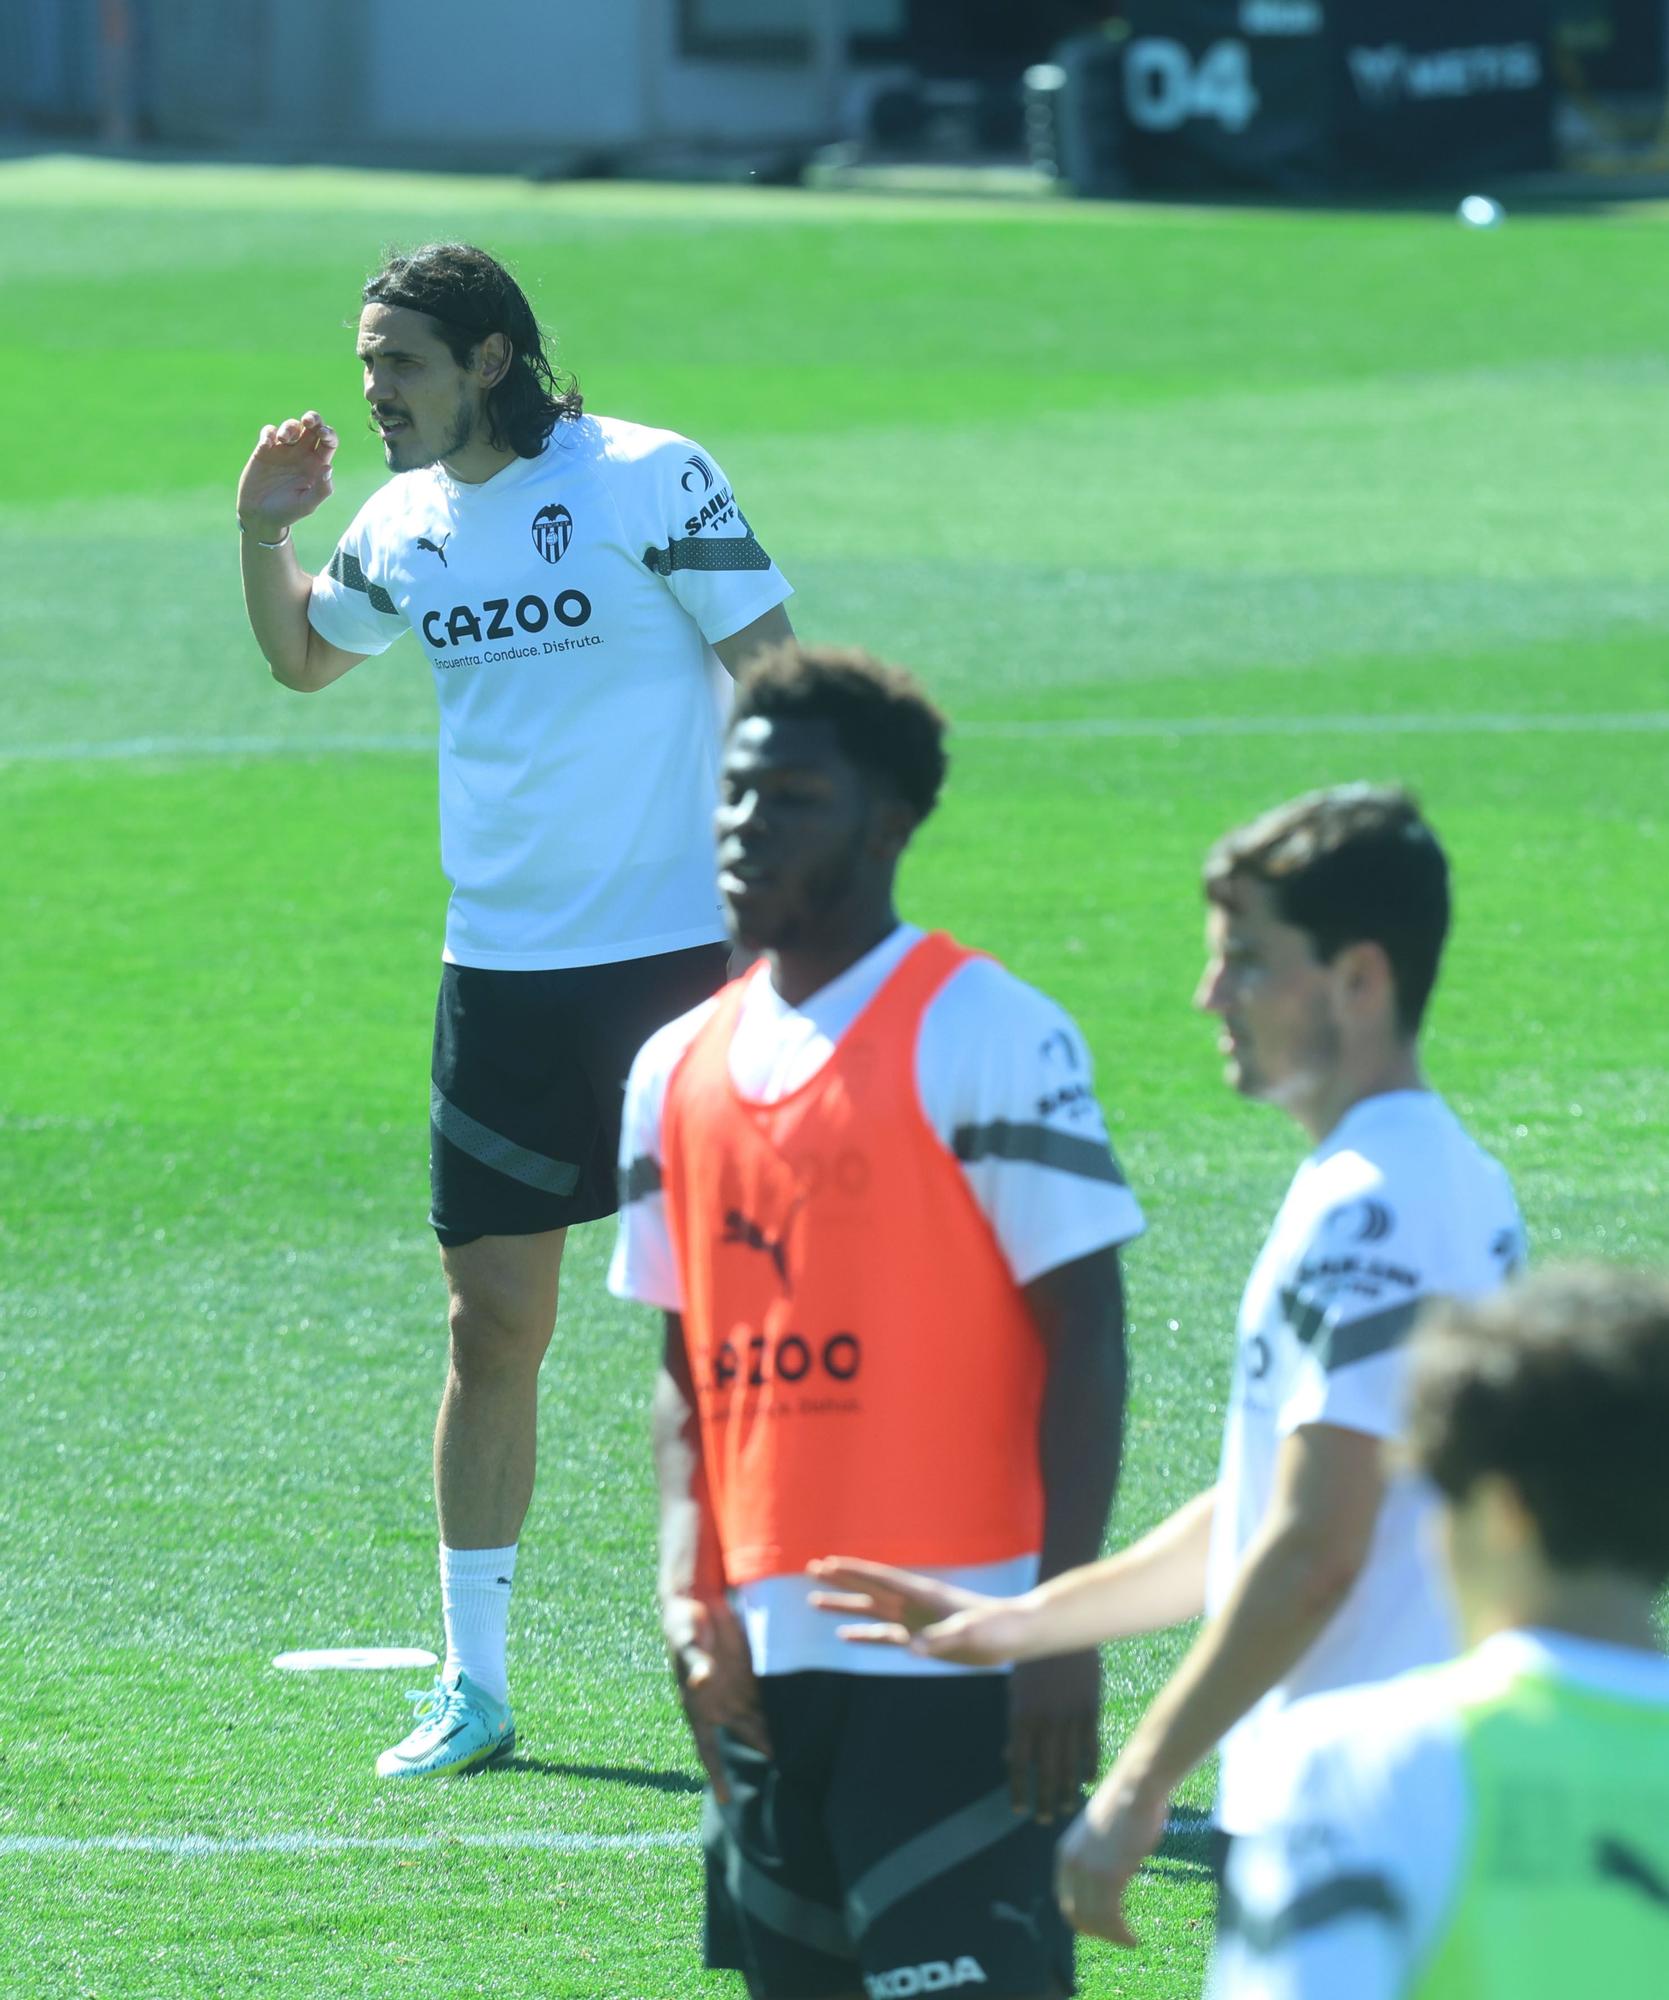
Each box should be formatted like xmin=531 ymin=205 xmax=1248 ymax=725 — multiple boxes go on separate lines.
xmin=1124 ymin=38 xmax=1260 ymax=134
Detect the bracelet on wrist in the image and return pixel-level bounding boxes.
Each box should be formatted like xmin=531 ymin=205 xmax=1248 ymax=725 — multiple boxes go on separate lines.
xmin=237 ymin=518 xmax=292 ymax=549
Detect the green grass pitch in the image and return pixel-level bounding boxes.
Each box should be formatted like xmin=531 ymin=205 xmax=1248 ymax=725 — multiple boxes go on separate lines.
xmin=2 ymin=155 xmax=1666 ymax=1998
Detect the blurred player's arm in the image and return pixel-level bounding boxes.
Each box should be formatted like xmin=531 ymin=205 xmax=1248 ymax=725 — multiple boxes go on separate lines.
xmin=1113 ymin=1421 xmax=1382 ymax=1796
xmin=236 ymin=413 xmax=368 ymax=692
xmin=811 ymin=1485 xmax=1216 ymax=1664
xmin=652 ymin=1311 xmax=769 ymax=1799
xmin=1057 ymin=1421 xmax=1384 ymax=1945
xmin=713 ymin=603 xmax=795 ymax=678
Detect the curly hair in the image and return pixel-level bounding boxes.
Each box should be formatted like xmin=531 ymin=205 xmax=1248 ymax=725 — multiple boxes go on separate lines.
xmin=1410 ymin=1265 xmax=1669 ymax=1586
xmin=730 ymin=645 xmax=949 ymax=822
xmin=363 ymin=243 xmax=582 ymax=458
xmin=1204 ymin=784 xmax=1450 ymax=1036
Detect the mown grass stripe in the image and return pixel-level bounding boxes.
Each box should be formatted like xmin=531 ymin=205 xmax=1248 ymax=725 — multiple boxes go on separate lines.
xmin=4 ymin=713 xmax=1666 ymax=765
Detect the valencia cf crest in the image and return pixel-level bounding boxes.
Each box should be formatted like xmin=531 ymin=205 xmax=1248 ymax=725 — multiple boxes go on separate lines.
xmin=531 ymin=503 xmax=573 ymax=564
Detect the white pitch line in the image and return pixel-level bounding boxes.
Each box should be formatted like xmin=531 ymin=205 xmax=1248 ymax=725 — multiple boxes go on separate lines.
xmin=959 ymin=711 xmax=1669 ymax=741
xmin=0 ymin=1828 xmax=695 ymax=1859
xmin=0 ymin=1818 xmax=1204 ymax=1862
xmin=4 ymin=714 xmax=1666 ymax=764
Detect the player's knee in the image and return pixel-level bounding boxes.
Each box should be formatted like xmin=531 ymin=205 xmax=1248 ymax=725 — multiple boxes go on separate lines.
xmin=445 ymin=1289 xmax=549 ymax=1380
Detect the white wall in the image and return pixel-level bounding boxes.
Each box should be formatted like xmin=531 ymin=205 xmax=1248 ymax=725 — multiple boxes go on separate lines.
xmin=362 ymin=0 xmax=862 ymax=154
xmin=365 ymin=0 xmax=652 ymax=149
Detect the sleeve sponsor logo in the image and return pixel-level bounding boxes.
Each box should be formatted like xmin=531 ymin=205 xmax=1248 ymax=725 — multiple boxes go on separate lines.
xmin=683 ymin=486 xmax=741 ymax=537
xmin=680 ymin=452 xmax=716 ymax=493
xmin=1323 ymin=1197 xmax=1395 ymax=1245
xmin=1288 ymin=1251 xmax=1421 ymax=1310
xmin=1035 ymin=1081 xmax=1096 ymax=1123
xmin=531 ymin=502 xmax=574 ymax=564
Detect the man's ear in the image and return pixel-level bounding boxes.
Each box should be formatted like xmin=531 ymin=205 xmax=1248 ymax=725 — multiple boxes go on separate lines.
xmin=476 ymin=332 xmax=512 ymax=390
xmin=871 ymin=796 xmax=918 ymax=861
xmin=1333 ymin=938 xmax=1396 ymax=1026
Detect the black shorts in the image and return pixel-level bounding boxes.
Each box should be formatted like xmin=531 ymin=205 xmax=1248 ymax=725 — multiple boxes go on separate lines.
xmin=428 ymin=943 xmax=728 ymax=1247
xmin=703 ymin=1673 xmax=1076 ymax=2000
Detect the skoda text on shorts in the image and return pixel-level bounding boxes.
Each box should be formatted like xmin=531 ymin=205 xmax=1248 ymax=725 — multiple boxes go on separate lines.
xmin=809 ymin=785 xmax=1524 ymax=1951
xmin=610 ymin=647 xmax=1145 ymax=1999
xmin=235 ymin=242 xmax=794 ymax=1778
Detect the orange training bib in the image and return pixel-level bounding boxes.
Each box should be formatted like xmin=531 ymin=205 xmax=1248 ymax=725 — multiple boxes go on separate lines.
xmin=660 ymin=932 xmax=1046 ymax=1585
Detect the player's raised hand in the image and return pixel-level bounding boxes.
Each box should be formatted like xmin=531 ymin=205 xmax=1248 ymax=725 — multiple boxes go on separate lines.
xmin=806 ymin=1556 xmax=1032 ymax=1665
xmin=236 ymin=411 xmax=338 ymax=538
xmin=663 ymin=1591 xmax=769 ymax=1804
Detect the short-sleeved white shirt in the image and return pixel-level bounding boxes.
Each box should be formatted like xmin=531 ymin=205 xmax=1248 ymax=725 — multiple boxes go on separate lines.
xmin=1208 ymin=1631 xmax=1669 ymax=2000
xmin=609 ymin=923 xmax=1147 ymax=1676
xmin=1208 ymin=1090 xmax=1524 ymax=1834
xmin=307 ymin=416 xmax=793 ymax=970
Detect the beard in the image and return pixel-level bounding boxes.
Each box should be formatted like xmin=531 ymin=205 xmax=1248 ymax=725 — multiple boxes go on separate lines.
xmin=380 ymin=389 xmax=479 ymax=471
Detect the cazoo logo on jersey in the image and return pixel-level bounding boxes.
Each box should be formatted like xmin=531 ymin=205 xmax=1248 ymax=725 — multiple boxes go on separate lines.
xmin=865 ymin=1962 xmax=986 ymax=1997
xmin=421 ymin=589 xmax=593 ymax=650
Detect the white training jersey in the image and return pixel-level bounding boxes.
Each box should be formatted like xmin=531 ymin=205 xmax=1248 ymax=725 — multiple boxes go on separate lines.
xmin=1208 ymin=1090 xmax=1523 ymax=1834
xmin=306 ymin=416 xmax=793 ymax=970
xmin=609 ymin=923 xmax=1146 ymax=1676
xmin=1208 ymin=1630 xmax=1669 ymax=2000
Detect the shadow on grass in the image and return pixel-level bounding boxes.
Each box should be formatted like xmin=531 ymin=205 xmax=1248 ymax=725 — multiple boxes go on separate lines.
xmin=484 ymin=1757 xmax=703 ymax=1794
xmin=1145 ymin=1802 xmax=1216 ymax=1881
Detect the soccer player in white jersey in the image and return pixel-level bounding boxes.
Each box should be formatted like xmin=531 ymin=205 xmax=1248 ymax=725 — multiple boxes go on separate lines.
xmin=812 ymin=784 xmax=1525 ymax=1943
xmin=234 ymin=243 xmax=794 ymax=1777
xmin=610 ymin=647 xmax=1145 ymax=1998
xmin=1210 ymin=1264 xmax=1669 ymax=2000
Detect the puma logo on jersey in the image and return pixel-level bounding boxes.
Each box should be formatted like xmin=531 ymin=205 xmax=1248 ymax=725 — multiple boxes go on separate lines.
xmin=722 ymin=1207 xmax=791 ymax=1286
xmin=864 ymin=1961 xmax=987 ymax=1997
xmin=991 ymin=1896 xmax=1046 ymax=1943
xmin=416 ymin=534 xmax=450 ymax=566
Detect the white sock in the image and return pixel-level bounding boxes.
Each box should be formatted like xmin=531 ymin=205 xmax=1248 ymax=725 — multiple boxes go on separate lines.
xmin=440 ymin=1542 xmax=517 ymax=1707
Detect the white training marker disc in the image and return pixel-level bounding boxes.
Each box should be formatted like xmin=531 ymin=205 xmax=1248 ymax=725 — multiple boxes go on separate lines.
xmin=273 ymin=1647 xmax=440 ymax=1673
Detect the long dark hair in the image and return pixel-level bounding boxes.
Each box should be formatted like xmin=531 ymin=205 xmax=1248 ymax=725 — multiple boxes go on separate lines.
xmin=363 ymin=242 xmax=582 ymax=457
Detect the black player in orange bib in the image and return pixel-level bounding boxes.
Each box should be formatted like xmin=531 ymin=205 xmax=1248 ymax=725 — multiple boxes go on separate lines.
xmin=610 ymin=647 xmax=1145 ymax=1999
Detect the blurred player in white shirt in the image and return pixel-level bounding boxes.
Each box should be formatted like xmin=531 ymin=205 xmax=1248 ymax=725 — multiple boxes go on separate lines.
xmin=812 ymin=784 xmax=1522 ymax=1944
xmin=1210 ymin=1264 xmax=1669 ymax=2000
